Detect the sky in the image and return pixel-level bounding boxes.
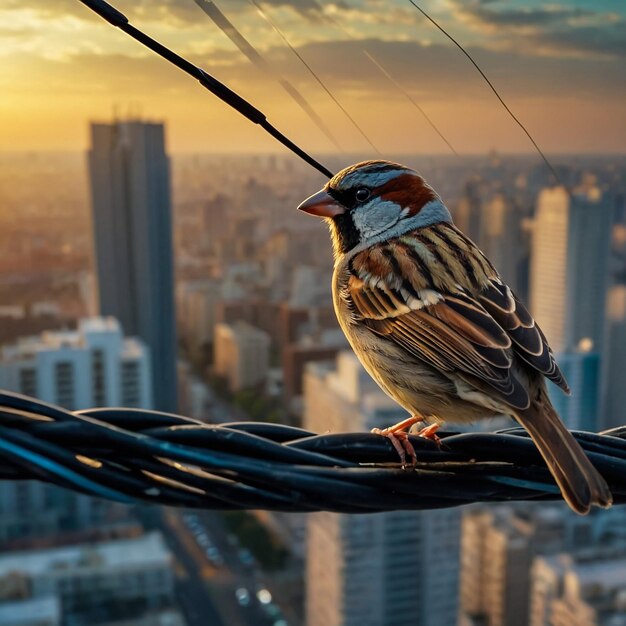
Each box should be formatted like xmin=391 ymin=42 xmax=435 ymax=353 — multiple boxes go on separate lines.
xmin=0 ymin=0 xmax=625 ymax=155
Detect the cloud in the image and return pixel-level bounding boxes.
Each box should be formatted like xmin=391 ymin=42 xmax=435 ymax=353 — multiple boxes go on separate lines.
xmin=451 ymin=0 xmax=626 ymax=59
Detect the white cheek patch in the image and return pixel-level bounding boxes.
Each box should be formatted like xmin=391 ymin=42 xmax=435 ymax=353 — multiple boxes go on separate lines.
xmin=352 ymin=200 xmax=403 ymax=240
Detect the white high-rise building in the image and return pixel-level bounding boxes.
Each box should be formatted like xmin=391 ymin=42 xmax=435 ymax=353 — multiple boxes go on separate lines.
xmin=530 ymin=186 xmax=612 ymax=353
xmin=304 ymin=352 xmax=460 ymax=626
xmin=0 ymin=317 xmax=152 ymax=410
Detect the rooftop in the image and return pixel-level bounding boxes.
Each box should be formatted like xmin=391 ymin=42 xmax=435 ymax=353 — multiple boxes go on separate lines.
xmin=0 ymin=531 xmax=171 ymax=577
xmin=0 ymin=595 xmax=60 ymax=625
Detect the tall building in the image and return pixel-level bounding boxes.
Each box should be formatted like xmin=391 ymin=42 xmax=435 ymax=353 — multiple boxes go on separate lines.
xmin=213 ymin=321 xmax=270 ymax=392
xmin=88 ymin=120 xmax=177 ymax=412
xmin=548 ymin=340 xmax=601 ymax=432
xmin=460 ymin=504 xmax=626 ymax=626
xmin=601 ymin=285 xmax=626 ymax=430
xmin=531 ymin=551 xmax=626 ymax=626
xmin=304 ymin=353 xmax=460 ymax=626
xmin=530 ymin=186 xmax=612 ymax=353
xmin=460 ymin=506 xmax=565 ymax=626
xmin=479 ymin=192 xmax=524 ymax=294
xmin=177 ymin=279 xmax=221 ymax=351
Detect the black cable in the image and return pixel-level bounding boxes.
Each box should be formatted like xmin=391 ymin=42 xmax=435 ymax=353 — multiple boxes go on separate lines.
xmin=0 ymin=391 xmax=624 ymax=511
xmin=407 ymin=0 xmax=562 ymax=184
xmin=77 ymin=0 xmax=334 ymax=179
xmin=362 ymin=51 xmax=459 ymax=156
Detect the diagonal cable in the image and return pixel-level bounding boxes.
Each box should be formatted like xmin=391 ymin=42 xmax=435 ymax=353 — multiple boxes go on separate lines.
xmin=362 ymin=51 xmax=459 ymax=156
xmin=315 ymin=1 xmax=458 ymax=156
xmin=76 ymin=0 xmax=334 ymax=178
xmin=193 ymin=0 xmax=343 ymax=152
xmin=407 ymin=0 xmax=561 ymax=183
xmin=250 ymin=0 xmax=382 ymax=155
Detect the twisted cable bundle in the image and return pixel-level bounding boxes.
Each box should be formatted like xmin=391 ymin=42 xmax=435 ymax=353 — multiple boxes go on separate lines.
xmin=0 ymin=391 xmax=624 ymax=512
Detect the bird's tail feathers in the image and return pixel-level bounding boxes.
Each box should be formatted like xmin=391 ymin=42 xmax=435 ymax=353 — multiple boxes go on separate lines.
xmin=516 ymin=389 xmax=612 ymax=515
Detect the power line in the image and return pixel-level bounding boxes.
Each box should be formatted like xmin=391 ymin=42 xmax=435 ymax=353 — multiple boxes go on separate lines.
xmin=363 ymin=51 xmax=459 ymax=156
xmin=250 ymin=0 xmax=382 ymax=156
xmin=407 ymin=0 xmax=561 ymax=183
xmin=76 ymin=0 xmax=334 ymax=179
xmin=314 ymin=2 xmax=458 ymax=156
xmin=193 ymin=0 xmax=343 ymax=152
xmin=0 ymin=391 xmax=622 ymax=510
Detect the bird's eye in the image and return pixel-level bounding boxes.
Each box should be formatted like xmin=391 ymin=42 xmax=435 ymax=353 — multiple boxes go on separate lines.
xmin=355 ymin=188 xmax=371 ymax=203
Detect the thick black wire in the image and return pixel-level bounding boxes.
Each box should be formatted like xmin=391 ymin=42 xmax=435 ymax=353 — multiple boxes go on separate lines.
xmin=0 ymin=391 xmax=624 ymax=512
xmin=77 ymin=0 xmax=334 ymax=179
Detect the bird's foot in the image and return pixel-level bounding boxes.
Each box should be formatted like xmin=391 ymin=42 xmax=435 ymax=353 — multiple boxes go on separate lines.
xmin=371 ymin=416 xmax=421 ymax=468
xmin=414 ymin=423 xmax=441 ymax=447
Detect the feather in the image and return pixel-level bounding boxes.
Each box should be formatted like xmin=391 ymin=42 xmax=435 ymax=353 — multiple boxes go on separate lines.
xmin=344 ymin=226 xmax=571 ymax=412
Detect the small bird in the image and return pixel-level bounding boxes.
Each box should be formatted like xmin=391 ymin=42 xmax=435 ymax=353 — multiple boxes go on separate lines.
xmin=298 ymin=159 xmax=612 ymax=515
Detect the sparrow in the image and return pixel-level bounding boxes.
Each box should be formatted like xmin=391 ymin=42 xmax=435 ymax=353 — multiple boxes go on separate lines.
xmin=297 ymin=159 xmax=612 ymax=515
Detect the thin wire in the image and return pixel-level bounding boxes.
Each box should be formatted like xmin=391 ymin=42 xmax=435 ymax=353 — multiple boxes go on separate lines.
xmin=193 ymin=0 xmax=343 ymax=152
xmin=77 ymin=0 xmax=334 ymax=179
xmin=314 ymin=2 xmax=458 ymax=156
xmin=407 ymin=0 xmax=561 ymax=184
xmin=250 ymin=0 xmax=382 ymax=156
xmin=363 ymin=52 xmax=458 ymax=156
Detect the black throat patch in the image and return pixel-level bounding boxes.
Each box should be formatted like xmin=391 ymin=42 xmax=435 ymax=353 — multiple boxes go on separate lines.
xmin=332 ymin=211 xmax=360 ymax=254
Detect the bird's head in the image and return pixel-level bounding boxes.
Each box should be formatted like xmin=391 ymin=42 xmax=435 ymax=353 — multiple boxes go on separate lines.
xmin=298 ymin=160 xmax=452 ymax=257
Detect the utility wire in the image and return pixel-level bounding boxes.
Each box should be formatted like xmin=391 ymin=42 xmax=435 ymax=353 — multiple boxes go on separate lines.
xmin=250 ymin=0 xmax=382 ymax=156
xmin=193 ymin=0 xmax=343 ymax=152
xmin=407 ymin=0 xmax=561 ymax=184
xmin=76 ymin=0 xmax=334 ymax=179
xmin=314 ymin=2 xmax=458 ymax=156
xmin=363 ymin=51 xmax=459 ymax=156
xmin=0 ymin=391 xmax=624 ymax=511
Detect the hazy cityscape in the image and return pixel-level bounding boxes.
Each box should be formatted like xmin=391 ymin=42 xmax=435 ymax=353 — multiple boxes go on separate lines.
xmin=0 ymin=120 xmax=626 ymax=626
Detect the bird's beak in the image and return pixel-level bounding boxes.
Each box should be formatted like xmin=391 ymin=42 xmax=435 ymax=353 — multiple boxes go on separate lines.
xmin=297 ymin=189 xmax=345 ymax=218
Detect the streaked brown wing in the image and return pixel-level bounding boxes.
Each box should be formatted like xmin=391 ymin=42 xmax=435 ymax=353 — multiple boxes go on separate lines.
xmin=346 ymin=254 xmax=532 ymax=410
xmin=477 ymin=279 xmax=570 ymax=393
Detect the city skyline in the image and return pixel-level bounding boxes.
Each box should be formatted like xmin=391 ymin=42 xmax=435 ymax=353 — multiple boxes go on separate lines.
xmin=1 ymin=1 xmax=625 ymax=155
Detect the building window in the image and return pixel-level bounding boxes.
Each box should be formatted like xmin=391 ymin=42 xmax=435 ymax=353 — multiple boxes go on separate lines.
xmin=55 ymin=361 xmax=75 ymax=410
xmin=121 ymin=361 xmax=140 ymax=407
xmin=19 ymin=367 xmax=37 ymax=397
xmin=92 ymin=348 xmax=106 ymax=406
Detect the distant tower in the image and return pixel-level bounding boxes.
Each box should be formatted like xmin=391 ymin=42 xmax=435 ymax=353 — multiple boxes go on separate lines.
xmin=600 ymin=285 xmax=626 ymax=430
xmin=548 ymin=339 xmax=600 ymax=432
xmin=530 ymin=186 xmax=612 ymax=353
xmin=88 ymin=120 xmax=177 ymax=412
xmin=479 ymin=192 xmax=524 ymax=294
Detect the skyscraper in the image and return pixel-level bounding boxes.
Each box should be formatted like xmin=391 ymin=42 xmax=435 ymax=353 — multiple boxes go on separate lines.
xmin=548 ymin=340 xmax=601 ymax=432
xmin=88 ymin=120 xmax=177 ymax=412
xmin=304 ymin=353 xmax=460 ymax=626
xmin=600 ymin=285 xmax=626 ymax=430
xmin=530 ymin=186 xmax=612 ymax=353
